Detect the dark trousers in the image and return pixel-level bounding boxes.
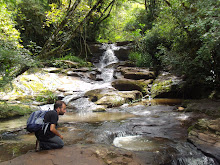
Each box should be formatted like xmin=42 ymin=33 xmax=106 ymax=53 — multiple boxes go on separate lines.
xmin=39 ymin=135 xmax=64 ymax=150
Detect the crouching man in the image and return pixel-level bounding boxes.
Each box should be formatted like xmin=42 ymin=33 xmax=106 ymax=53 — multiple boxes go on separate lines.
xmin=35 ymin=100 xmax=66 ymax=151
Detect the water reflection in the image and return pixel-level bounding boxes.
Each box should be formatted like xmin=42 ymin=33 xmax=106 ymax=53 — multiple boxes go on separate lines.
xmin=0 ymin=116 xmax=28 ymax=132
xmin=59 ymin=112 xmax=136 ymax=123
xmin=150 ymin=98 xmax=183 ymax=106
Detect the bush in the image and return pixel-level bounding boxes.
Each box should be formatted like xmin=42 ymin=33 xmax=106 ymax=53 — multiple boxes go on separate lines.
xmin=128 ymin=51 xmax=153 ymax=67
xmin=35 ymin=90 xmax=57 ymax=104
xmin=135 ymin=0 xmax=219 ymax=91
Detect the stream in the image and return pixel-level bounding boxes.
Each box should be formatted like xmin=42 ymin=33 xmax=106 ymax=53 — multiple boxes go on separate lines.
xmin=0 ymin=43 xmax=218 ymax=164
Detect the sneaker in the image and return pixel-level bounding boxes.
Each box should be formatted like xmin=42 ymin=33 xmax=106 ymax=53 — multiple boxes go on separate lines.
xmin=35 ymin=140 xmax=41 ymax=152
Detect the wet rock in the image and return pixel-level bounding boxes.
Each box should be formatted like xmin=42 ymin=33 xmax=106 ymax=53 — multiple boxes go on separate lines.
xmin=188 ymin=118 xmax=220 ymax=162
xmin=0 ymin=144 xmax=143 ymax=165
xmin=0 ymin=68 xmax=73 ymax=103
xmin=183 ymin=99 xmax=220 ymax=117
xmin=66 ymin=68 xmax=104 ymax=82
xmin=112 ymin=79 xmax=142 ymax=91
xmin=118 ymin=67 xmax=155 ymax=80
xmin=92 ymin=105 xmax=107 ymax=112
xmin=85 ymin=88 xmax=116 ymax=101
xmin=96 ymin=95 xmax=126 ymax=107
xmin=96 ymin=90 xmax=143 ymax=107
xmin=85 ymin=88 xmax=143 ymax=108
xmin=88 ymin=70 xmax=103 ymax=81
xmin=114 ymin=47 xmax=132 ymax=61
xmin=66 ymin=71 xmax=84 ymax=78
xmin=89 ymin=71 xmax=98 ymax=81
xmin=112 ymin=79 xmax=153 ymax=94
xmin=151 ymin=72 xmax=185 ymax=98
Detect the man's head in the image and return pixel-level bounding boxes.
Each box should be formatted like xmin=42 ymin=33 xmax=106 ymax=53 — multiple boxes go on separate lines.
xmin=54 ymin=100 xmax=66 ymax=115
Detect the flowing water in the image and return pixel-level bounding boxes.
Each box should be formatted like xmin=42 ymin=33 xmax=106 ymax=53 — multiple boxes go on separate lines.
xmin=0 ymin=43 xmax=218 ymax=164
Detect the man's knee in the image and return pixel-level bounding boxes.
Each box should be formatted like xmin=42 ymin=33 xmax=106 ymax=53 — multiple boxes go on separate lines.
xmin=53 ymin=136 xmax=64 ymax=148
xmin=57 ymin=140 xmax=64 ymax=148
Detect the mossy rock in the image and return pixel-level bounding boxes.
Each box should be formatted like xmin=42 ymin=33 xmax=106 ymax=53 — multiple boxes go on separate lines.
xmin=85 ymin=88 xmax=143 ymax=108
xmin=151 ymin=79 xmax=173 ymax=98
xmin=96 ymin=95 xmax=126 ymax=107
xmin=0 ymin=68 xmax=61 ymax=104
xmin=0 ymin=103 xmax=33 ymax=119
xmin=151 ymin=72 xmax=185 ymax=98
xmin=85 ymin=88 xmax=117 ymax=102
xmin=111 ymin=79 xmax=153 ymax=95
xmin=187 ymin=118 xmax=220 ymax=162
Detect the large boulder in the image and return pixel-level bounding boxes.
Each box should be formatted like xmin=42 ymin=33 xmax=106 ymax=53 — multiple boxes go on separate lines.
xmin=85 ymin=88 xmax=143 ymax=108
xmin=0 ymin=68 xmax=93 ymax=103
xmin=188 ymin=118 xmax=220 ymax=163
xmin=114 ymin=46 xmax=133 ymax=61
xmin=112 ymin=79 xmax=153 ymax=95
xmin=151 ymin=72 xmax=185 ymax=98
xmin=117 ymin=66 xmax=155 ymax=80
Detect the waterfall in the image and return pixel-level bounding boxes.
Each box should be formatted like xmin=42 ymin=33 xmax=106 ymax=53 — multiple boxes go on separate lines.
xmin=99 ymin=43 xmax=119 ymax=69
xmin=98 ymin=43 xmax=119 ymax=82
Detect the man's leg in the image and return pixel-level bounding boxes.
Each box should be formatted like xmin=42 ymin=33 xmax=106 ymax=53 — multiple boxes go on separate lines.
xmin=35 ymin=139 xmax=41 ymax=152
xmin=40 ymin=136 xmax=64 ymax=150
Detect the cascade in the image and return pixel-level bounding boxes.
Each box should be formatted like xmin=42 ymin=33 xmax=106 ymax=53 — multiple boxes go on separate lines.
xmin=98 ymin=43 xmax=119 ymax=82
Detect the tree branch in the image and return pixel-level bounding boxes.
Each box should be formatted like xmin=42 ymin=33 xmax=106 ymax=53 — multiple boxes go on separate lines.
xmin=39 ymin=0 xmax=81 ymax=58
xmin=39 ymin=0 xmax=104 ymax=59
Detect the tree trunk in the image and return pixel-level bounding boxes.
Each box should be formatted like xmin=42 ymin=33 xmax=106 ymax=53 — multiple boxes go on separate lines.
xmin=39 ymin=0 xmax=82 ymax=58
xmin=39 ymin=0 xmax=104 ymax=59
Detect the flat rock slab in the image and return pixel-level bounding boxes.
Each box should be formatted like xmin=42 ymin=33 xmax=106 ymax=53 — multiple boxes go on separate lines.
xmin=0 ymin=144 xmax=143 ymax=165
xmin=188 ymin=118 xmax=220 ymax=163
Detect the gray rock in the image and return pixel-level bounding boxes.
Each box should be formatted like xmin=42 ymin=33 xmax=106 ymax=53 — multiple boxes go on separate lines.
xmin=118 ymin=66 xmax=155 ymax=80
xmin=0 ymin=144 xmax=143 ymax=165
xmin=188 ymin=118 xmax=220 ymax=163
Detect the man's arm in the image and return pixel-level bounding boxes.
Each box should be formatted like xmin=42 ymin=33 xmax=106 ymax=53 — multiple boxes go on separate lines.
xmin=50 ymin=124 xmax=63 ymax=139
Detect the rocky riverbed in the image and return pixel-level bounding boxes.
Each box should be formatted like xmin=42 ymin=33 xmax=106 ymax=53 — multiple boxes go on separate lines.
xmin=0 ymin=43 xmax=220 ymax=164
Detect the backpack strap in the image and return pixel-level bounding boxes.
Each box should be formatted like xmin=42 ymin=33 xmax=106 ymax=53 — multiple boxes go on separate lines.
xmin=43 ymin=123 xmax=50 ymax=135
xmin=42 ymin=108 xmax=51 ymax=135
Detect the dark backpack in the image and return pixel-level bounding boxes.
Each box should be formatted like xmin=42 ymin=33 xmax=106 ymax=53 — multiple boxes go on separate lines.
xmin=26 ymin=110 xmax=48 ymax=132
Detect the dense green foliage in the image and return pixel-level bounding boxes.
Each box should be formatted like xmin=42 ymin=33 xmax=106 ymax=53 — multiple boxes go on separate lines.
xmin=0 ymin=3 xmax=34 ymax=88
xmin=127 ymin=0 xmax=220 ymax=92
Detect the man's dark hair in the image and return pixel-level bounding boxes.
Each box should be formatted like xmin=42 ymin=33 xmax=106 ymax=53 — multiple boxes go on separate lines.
xmin=54 ymin=100 xmax=66 ymax=110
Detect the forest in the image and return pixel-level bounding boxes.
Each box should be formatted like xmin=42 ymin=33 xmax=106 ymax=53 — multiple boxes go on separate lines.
xmin=0 ymin=0 xmax=219 ymax=98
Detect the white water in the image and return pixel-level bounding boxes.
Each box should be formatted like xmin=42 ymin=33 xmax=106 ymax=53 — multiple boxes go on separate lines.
xmin=98 ymin=43 xmax=119 ymax=82
xmin=113 ymin=135 xmax=158 ymax=151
